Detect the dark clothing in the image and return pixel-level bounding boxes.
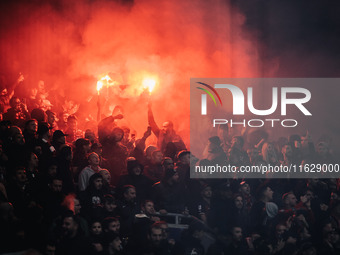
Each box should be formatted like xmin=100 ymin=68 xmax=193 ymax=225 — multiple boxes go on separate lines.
xmin=57 ymin=158 xmax=75 ymax=194
xmin=102 ymin=142 xmax=129 ymax=185
xmin=38 ymin=190 xmax=65 ymax=224
xmin=80 ymin=189 xmax=105 ymax=221
xmin=98 ymin=116 xmax=117 ymax=144
xmin=128 ymin=215 xmax=153 ymax=250
xmin=6 ymin=183 xmax=32 ymax=218
xmin=152 ymin=181 xmax=186 ymax=213
xmin=148 ymin=108 xmax=186 ymax=154
xmin=250 ymin=201 xmax=266 ymax=233
xmin=36 ymin=138 xmax=56 ymax=170
xmin=56 ymin=234 xmax=92 ymax=255
xmin=139 ymin=239 xmax=174 ymax=255
xmin=23 ymin=131 xmax=37 ymax=152
xmin=5 ymin=143 xmax=28 ymax=169
xmin=175 ymin=162 xmax=190 ymax=185
xmin=3 ymin=107 xmax=30 ymax=129
xmin=72 ymin=153 xmax=88 ymax=182
xmin=209 ymin=196 xmax=233 ymax=233
xmin=225 ymin=241 xmax=249 ymax=255
xmin=117 ymin=174 xmax=153 ymax=203
xmin=144 ymin=164 xmax=164 ymax=183
xmin=178 ymin=234 xmax=205 ymax=255
xmin=116 ymin=199 xmax=140 ymax=237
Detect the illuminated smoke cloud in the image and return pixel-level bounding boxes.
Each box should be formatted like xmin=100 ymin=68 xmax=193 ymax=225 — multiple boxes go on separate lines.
xmin=0 ymin=0 xmax=260 ymax=146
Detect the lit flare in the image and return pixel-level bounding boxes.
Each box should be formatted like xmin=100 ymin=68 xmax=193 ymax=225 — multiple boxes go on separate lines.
xmin=143 ymin=78 xmax=156 ymax=94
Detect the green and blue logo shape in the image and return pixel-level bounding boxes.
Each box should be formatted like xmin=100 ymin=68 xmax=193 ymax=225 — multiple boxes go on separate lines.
xmin=196 ymin=82 xmax=223 ymax=115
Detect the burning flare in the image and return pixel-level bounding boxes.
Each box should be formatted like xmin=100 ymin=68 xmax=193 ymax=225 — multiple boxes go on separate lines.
xmin=97 ymin=81 xmax=103 ymax=94
xmin=142 ymin=78 xmax=156 ymax=94
xmin=97 ymin=75 xmax=114 ymax=94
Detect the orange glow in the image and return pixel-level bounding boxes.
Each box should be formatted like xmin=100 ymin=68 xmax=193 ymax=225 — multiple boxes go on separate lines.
xmin=101 ymin=75 xmax=114 ymax=86
xmin=96 ymin=80 xmax=103 ymax=94
xmin=142 ymin=78 xmax=156 ymax=94
xmin=97 ymin=74 xmax=115 ymax=94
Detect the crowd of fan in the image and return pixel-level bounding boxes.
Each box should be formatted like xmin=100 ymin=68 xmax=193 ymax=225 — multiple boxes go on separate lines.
xmin=0 ymin=81 xmax=340 ymax=255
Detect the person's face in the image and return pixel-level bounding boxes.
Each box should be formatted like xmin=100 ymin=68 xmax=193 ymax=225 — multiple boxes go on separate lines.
xmin=287 ymin=194 xmax=297 ymax=206
xmin=132 ymin=166 xmax=142 ymax=176
xmin=162 ymin=122 xmax=172 ymax=135
xmin=294 ymin=140 xmax=301 ymax=148
xmin=124 ymin=188 xmax=136 ymax=201
xmin=322 ymin=223 xmax=333 ymax=234
xmin=15 ymin=169 xmax=27 ymax=183
xmin=276 ymin=224 xmax=286 ymax=238
xmin=104 ymin=202 xmax=117 ymax=212
xmin=88 ymin=154 xmax=100 ymax=166
xmin=160 ymin=224 xmax=169 ymax=240
xmin=91 ymin=222 xmax=102 ymax=235
xmin=62 ymin=217 xmax=77 ymax=237
xmin=163 ymin=159 xmax=174 ymax=170
xmin=93 ymin=178 xmax=103 ymax=190
xmin=30 ymin=153 xmax=39 ymax=168
xmin=152 ymin=152 xmax=163 ymax=164
xmin=171 ymin=172 xmax=179 ymax=183
xmin=27 ymin=121 xmax=38 ymax=133
xmin=143 ymin=201 xmax=155 ymax=215
xmin=181 ymin=154 xmax=190 ymax=165
xmin=47 ymin=113 xmax=56 ymax=124
xmin=123 ymin=129 xmax=130 ymax=141
xmin=217 ymin=125 xmax=228 ymax=142
xmin=306 ymin=190 xmax=314 ymax=201
xmin=57 ymin=136 xmax=66 ymax=144
xmin=234 ymin=196 xmax=243 ymax=209
xmin=51 ymin=180 xmax=62 ymax=192
xmin=240 ymin=183 xmax=250 ymax=195
xmin=85 ymin=131 xmax=96 ymax=141
xmin=283 ymin=145 xmax=292 ymax=158
xmin=100 ymin=171 xmax=111 ymax=183
xmin=47 ymin=165 xmax=58 ymax=177
xmin=11 ymin=98 xmax=21 ymax=111
xmin=207 ymin=141 xmax=219 ymax=153
xmin=74 ymin=199 xmax=81 ymax=215
xmin=83 ymin=144 xmax=91 ymax=153
xmin=110 ymin=237 xmax=122 ymax=251
xmin=202 ymin=187 xmax=212 ymax=199
xmin=232 ymin=227 xmax=243 ymax=242
xmin=14 ymin=133 xmax=25 ymax=145
xmin=113 ymin=131 xmax=124 ymax=142
xmin=108 ymin=221 xmax=120 ymax=233
xmin=264 ymin=187 xmax=274 ymax=200
xmin=150 ymin=228 xmax=162 ymax=246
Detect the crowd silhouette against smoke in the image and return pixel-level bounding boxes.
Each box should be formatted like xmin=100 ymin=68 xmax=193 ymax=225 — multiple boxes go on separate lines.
xmin=0 ymin=0 xmax=340 ymax=254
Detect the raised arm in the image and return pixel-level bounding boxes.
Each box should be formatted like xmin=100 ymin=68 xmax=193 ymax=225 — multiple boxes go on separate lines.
xmin=8 ymin=73 xmax=24 ymax=100
xmin=148 ymin=103 xmax=160 ymax=138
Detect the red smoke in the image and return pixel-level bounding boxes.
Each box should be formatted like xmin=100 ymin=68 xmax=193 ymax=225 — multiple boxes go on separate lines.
xmin=0 ymin=0 xmax=261 ymax=147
